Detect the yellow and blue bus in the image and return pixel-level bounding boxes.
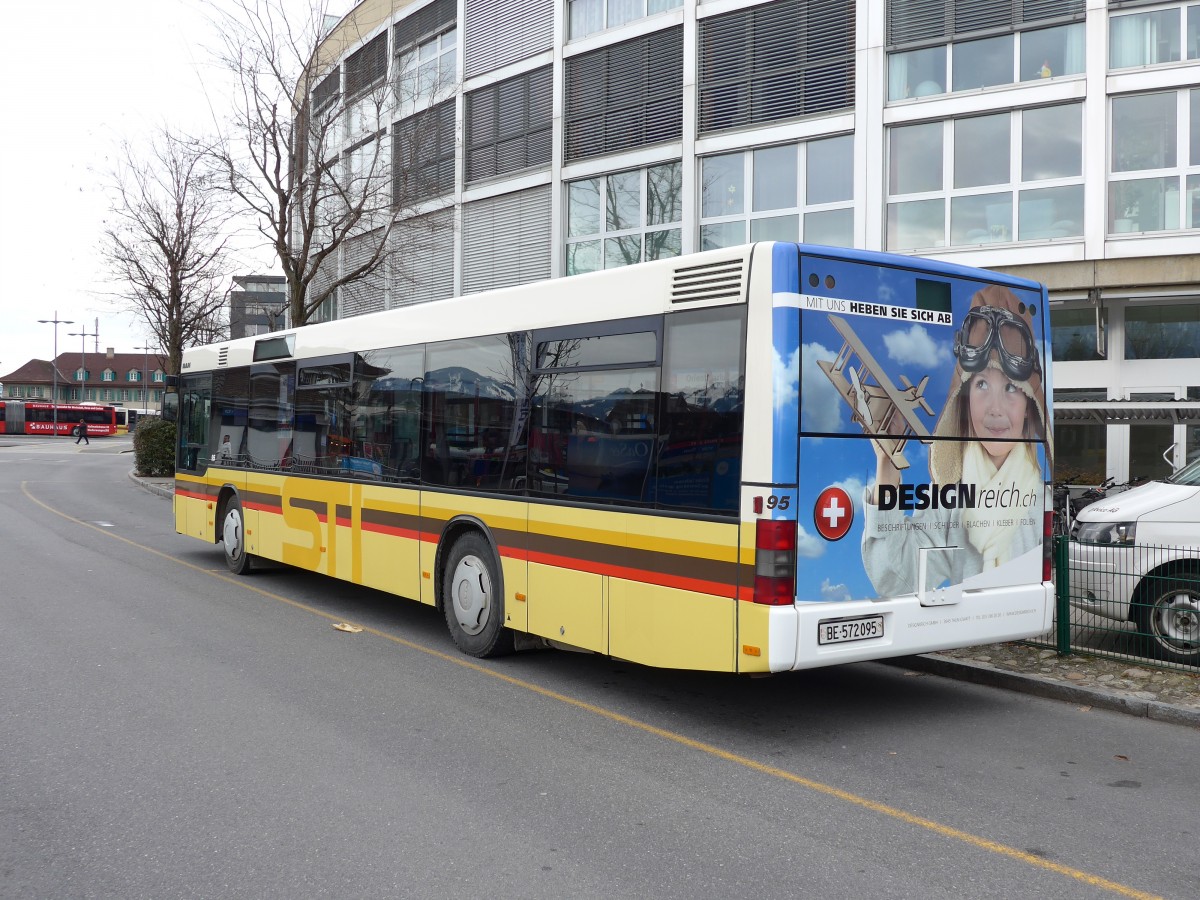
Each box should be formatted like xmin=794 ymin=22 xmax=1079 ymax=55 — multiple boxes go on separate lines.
xmin=172 ymin=243 xmax=1054 ymax=673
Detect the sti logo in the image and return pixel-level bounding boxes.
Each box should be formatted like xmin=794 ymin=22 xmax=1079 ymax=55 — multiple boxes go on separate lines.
xmin=814 ymin=486 xmax=854 ymax=541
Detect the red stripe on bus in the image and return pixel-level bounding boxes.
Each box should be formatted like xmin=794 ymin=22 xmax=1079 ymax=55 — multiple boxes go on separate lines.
xmin=360 ymin=521 xmax=422 ymax=541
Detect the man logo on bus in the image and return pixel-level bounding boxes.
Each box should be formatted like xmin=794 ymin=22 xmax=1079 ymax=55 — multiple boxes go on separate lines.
xmin=814 ymin=486 xmax=854 ymax=541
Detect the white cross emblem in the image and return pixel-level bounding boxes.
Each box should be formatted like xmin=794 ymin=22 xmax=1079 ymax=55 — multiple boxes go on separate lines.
xmin=822 ymin=496 xmax=846 ymax=529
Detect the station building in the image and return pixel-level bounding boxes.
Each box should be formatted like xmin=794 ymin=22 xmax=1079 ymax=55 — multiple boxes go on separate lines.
xmin=304 ymin=0 xmax=1200 ymax=484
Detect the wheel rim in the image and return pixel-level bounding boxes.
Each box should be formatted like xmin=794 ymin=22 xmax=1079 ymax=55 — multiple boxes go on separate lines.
xmin=450 ymin=554 xmax=491 ymax=636
xmin=1150 ymin=590 xmax=1200 ymax=656
xmin=223 ymin=506 xmax=244 ymax=563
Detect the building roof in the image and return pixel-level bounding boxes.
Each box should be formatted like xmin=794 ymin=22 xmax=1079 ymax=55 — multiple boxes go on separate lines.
xmin=0 ymin=358 xmax=67 ymax=384
xmin=1 ymin=352 xmax=165 ymax=388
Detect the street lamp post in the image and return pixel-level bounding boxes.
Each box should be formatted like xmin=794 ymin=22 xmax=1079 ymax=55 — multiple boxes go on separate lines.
xmin=37 ymin=311 xmax=75 ymax=436
xmin=67 ymin=323 xmax=99 ymax=403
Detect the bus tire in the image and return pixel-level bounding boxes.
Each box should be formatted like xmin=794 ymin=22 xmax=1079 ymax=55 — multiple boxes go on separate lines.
xmin=221 ymin=495 xmax=254 ymax=576
xmin=1134 ymin=577 xmax=1200 ymax=665
xmin=442 ymin=532 xmax=513 ymax=658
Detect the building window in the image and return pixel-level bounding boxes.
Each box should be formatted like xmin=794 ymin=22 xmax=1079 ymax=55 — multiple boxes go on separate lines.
xmin=397 ymin=27 xmax=457 ymax=103
xmin=564 ymin=27 xmax=683 ymax=161
xmin=465 ymin=65 xmax=552 ymax=183
xmin=393 ymin=100 xmax=456 ymax=205
xmin=1110 ymin=5 xmax=1188 ymax=69
xmin=75 ymin=368 xmax=89 ymax=382
xmin=699 ymin=135 xmax=854 ymax=249
xmin=313 ymin=67 xmax=340 ymax=111
xmin=345 ymin=32 xmax=389 ymax=96
xmin=1125 ymin=302 xmax=1200 ymax=359
xmin=1110 ymin=89 xmax=1200 ymax=233
xmin=127 ymin=370 xmax=140 ymax=382
xmin=102 ymin=369 xmax=115 ymax=382
xmin=698 ymin=0 xmax=855 ymax=133
xmin=1050 ymin=306 xmax=1104 ymax=361
xmin=565 ymin=162 xmax=682 ymax=275
xmin=887 ymin=103 xmax=1084 ymax=250
xmin=886 ymin=1 xmax=1086 ymax=101
xmin=568 ymin=0 xmax=681 ymax=40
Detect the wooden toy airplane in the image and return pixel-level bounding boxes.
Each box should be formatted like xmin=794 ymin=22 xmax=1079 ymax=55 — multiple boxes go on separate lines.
xmin=815 ymin=314 xmax=934 ymax=470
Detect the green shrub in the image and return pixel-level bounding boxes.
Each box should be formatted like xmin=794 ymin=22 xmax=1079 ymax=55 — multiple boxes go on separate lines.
xmin=134 ymin=417 xmax=177 ymax=477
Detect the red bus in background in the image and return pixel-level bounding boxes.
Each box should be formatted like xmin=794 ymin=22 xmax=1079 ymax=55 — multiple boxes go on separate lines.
xmin=0 ymin=401 xmax=118 ymax=437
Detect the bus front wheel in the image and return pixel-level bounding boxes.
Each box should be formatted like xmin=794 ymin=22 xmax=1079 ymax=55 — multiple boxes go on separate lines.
xmin=442 ymin=532 xmax=513 ymax=658
xmin=222 ymin=496 xmax=253 ymax=576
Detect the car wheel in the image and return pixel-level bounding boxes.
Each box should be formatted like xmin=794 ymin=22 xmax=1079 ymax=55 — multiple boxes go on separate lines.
xmin=222 ymin=496 xmax=253 ymax=576
xmin=442 ymin=532 xmax=513 ymax=658
xmin=1135 ymin=577 xmax=1200 ymax=665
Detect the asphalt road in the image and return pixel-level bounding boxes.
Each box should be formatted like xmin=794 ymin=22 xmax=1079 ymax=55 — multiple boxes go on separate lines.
xmin=1 ymin=436 xmax=1194 ymax=899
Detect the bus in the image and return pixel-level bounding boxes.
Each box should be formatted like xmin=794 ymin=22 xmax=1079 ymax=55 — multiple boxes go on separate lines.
xmin=113 ymin=407 xmax=155 ymax=435
xmin=172 ymin=243 xmax=1054 ymax=673
xmin=0 ymin=401 xmax=118 ymax=437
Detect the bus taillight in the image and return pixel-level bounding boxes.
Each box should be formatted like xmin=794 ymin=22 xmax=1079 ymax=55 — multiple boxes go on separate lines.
xmin=754 ymin=519 xmax=796 ymax=605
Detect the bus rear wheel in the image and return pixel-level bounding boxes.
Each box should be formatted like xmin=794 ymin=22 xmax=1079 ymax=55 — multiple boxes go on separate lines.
xmin=222 ymin=496 xmax=253 ymax=576
xmin=442 ymin=532 xmax=513 ymax=658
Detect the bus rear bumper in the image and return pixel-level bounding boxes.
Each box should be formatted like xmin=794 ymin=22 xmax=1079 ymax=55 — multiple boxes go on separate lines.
xmin=769 ymin=583 xmax=1053 ymax=672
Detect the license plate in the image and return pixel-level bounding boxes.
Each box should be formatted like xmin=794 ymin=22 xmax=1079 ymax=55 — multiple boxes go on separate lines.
xmin=818 ymin=615 xmax=884 ymax=645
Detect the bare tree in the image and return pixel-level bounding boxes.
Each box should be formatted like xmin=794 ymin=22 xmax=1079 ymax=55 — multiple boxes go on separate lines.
xmin=203 ymin=0 xmax=453 ymax=328
xmin=101 ymin=130 xmax=232 ymax=377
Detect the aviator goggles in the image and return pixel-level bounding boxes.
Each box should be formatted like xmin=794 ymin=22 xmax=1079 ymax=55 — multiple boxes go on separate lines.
xmin=953 ymin=305 xmax=1040 ymax=382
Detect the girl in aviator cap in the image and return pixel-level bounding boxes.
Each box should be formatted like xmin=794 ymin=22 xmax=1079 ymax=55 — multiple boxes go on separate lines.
xmin=862 ymin=285 xmax=1049 ymax=595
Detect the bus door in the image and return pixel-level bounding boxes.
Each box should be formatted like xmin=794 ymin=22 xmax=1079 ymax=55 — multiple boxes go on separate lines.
xmin=176 ymin=374 xmax=213 ymax=540
xmin=788 ymin=246 xmax=1050 ymax=608
xmin=1 ymin=401 xmax=24 ymax=435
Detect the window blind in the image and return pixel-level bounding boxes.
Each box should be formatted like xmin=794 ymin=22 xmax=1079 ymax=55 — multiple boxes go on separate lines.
xmin=564 ymin=26 xmax=683 ymax=161
xmin=698 ymin=0 xmax=855 ymax=134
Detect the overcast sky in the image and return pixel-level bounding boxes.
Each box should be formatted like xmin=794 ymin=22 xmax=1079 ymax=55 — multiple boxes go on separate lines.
xmin=0 ymin=0 xmax=335 ymax=378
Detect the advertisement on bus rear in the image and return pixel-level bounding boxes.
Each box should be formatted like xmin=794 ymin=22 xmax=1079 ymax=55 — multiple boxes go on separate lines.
xmin=775 ymin=246 xmax=1051 ymax=605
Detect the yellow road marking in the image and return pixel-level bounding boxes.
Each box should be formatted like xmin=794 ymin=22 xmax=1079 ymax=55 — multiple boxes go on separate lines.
xmin=21 ymin=481 xmax=1163 ymax=900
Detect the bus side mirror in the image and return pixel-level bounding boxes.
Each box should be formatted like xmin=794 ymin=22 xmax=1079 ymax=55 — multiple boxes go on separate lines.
xmin=162 ymin=392 xmax=178 ymax=423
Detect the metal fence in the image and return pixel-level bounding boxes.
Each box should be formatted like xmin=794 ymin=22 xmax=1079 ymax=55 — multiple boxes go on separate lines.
xmin=1032 ymin=537 xmax=1200 ymax=673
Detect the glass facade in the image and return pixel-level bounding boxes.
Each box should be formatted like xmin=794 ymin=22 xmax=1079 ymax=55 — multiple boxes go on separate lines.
xmin=1109 ymin=89 xmax=1199 ymax=234
xmin=566 ymin=163 xmax=683 ymax=275
xmin=887 ymin=104 xmax=1084 ymax=250
xmin=700 ymin=136 xmax=854 ymax=250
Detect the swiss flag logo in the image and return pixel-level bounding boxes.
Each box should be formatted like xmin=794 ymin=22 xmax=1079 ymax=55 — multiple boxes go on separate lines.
xmin=814 ymin=486 xmax=854 ymax=541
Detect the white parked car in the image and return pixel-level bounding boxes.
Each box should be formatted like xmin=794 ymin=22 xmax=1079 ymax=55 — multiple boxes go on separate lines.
xmin=1069 ymin=461 xmax=1200 ymax=665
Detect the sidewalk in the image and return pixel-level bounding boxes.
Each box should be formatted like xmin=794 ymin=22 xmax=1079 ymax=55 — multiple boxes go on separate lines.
xmin=128 ymin=470 xmax=1199 ymax=727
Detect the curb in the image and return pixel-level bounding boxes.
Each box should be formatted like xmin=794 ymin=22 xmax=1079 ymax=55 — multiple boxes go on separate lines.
xmin=890 ymin=654 xmax=1200 ymax=729
xmin=128 ymin=470 xmax=174 ymax=499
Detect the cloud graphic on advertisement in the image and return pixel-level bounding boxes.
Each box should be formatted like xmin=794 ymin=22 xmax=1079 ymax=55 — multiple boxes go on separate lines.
xmin=799 ymin=341 xmax=843 ymax=433
xmin=820 ymin=578 xmax=851 ymax=602
xmin=796 ymin=523 xmax=825 ymax=559
xmin=832 ymin=477 xmax=866 ymax=515
xmin=882 ymin=324 xmax=951 ymax=368
xmin=773 ymin=345 xmax=800 ymax=413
